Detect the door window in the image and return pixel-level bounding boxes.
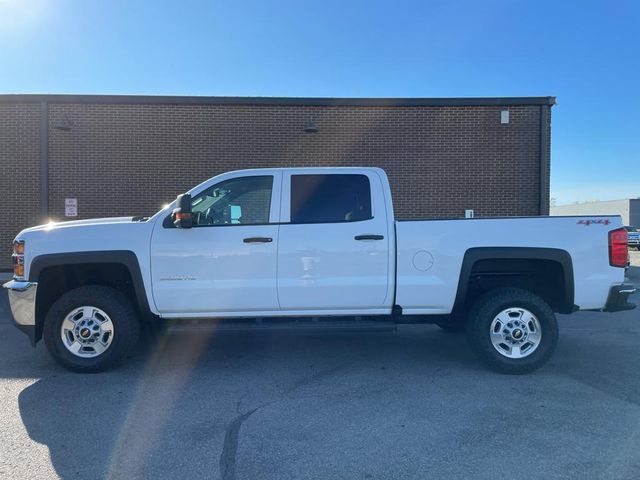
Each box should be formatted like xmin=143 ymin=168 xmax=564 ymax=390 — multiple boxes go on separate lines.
xmin=290 ymin=174 xmax=372 ymax=224
xmin=191 ymin=175 xmax=273 ymax=226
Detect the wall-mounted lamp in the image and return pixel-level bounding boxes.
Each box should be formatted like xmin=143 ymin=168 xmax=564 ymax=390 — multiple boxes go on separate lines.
xmin=303 ymin=120 xmax=319 ymax=133
xmin=54 ymin=119 xmax=72 ymax=130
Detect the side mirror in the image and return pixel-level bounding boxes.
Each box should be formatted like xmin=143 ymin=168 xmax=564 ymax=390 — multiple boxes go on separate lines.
xmin=171 ymin=193 xmax=192 ymax=228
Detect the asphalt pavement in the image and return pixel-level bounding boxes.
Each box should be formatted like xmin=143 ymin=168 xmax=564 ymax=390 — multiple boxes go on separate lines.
xmin=0 ymin=279 xmax=639 ymax=479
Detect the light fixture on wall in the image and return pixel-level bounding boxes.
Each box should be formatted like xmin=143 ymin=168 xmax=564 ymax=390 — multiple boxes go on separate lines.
xmin=303 ymin=120 xmax=319 ymax=133
xmin=54 ymin=119 xmax=72 ymax=130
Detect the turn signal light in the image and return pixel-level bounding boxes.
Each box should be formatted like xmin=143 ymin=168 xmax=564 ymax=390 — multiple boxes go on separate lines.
xmin=609 ymin=228 xmax=628 ymax=267
xmin=12 ymin=241 xmax=25 ymax=279
xmin=14 ymin=262 xmax=24 ymax=278
xmin=14 ymin=241 xmax=24 ymax=255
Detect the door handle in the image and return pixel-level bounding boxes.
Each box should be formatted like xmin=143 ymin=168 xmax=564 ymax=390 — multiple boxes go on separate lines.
xmin=243 ymin=237 xmax=273 ymax=243
xmin=354 ymin=234 xmax=384 ymax=241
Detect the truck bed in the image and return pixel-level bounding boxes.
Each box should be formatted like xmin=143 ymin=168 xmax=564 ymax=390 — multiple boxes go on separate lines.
xmin=395 ymin=215 xmax=624 ymax=314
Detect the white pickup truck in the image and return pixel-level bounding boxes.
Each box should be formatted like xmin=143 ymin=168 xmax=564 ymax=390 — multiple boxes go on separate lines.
xmin=4 ymin=167 xmax=636 ymax=373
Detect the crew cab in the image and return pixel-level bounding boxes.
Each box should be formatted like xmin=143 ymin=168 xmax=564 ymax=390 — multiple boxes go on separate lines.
xmin=4 ymin=168 xmax=636 ymax=373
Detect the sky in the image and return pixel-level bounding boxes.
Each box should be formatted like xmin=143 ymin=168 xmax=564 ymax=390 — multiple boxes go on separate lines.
xmin=0 ymin=0 xmax=638 ymax=205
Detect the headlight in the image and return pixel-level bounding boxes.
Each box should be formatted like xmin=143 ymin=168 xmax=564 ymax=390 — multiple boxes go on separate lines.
xmin=12 ymin=240 xmax=25 ymax=280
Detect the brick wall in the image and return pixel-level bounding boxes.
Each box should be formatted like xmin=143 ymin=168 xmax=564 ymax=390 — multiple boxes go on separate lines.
xmin=0 ymin=103 xmax=41 ymax=269
xmin=0 ymin=97 xmax=552 ymax=269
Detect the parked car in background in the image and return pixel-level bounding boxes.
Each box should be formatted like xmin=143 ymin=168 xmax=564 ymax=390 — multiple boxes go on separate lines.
xmin=625 ymin=226 xmax=640 ymax=250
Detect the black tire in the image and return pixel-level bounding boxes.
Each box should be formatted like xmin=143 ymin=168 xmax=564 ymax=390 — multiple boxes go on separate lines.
xmin=436 ymin=321 xmax=466 ymax=333
xmin=43 ymin=286 xmax=140 ymax=373
xmin=466 ymin=288 xmax=558 ymax=374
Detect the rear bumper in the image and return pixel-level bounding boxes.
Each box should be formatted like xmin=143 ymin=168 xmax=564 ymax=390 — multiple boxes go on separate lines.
xmin=2 ymin=280 xmax=38 ymax=345
xmin=603 ymin=284 xmax=637 ymax=312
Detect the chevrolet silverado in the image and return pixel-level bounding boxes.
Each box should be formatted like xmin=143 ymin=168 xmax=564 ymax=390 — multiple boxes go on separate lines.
xmin=4 ymin=167 xmax=636 ymax=373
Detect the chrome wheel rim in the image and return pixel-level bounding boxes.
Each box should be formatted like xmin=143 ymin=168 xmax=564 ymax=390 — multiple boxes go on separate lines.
xmin=489 ymin=307 xmax=541 ymax=359
xmin=60 ymin=306 xmax=114 ymax=358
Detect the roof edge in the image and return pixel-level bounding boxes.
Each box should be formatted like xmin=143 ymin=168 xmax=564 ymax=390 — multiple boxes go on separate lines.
xmin=0 ymin=94 xmax=556 ymax=107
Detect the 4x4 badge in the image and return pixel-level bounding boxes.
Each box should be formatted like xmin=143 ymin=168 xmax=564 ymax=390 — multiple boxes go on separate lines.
xmin=577 ymin=219 xmax=611 ymax=226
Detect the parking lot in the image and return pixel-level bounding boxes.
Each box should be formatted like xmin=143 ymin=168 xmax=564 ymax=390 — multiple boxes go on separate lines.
xmin=0 ymin=266 xmax=638 ymax=480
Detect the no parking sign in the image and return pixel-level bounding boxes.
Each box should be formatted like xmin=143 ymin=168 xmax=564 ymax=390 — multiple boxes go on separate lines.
xmin=65 ymin=198 xmax=77 ymax=217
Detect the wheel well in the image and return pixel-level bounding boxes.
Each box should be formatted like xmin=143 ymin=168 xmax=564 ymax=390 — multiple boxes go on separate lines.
xmin=461 ymin=258 xmax=571 ymax=314
xmin=34 ymin=263 xmax=141 ymax=342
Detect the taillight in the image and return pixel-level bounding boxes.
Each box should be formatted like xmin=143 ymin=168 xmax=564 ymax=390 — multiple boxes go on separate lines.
xmin=12 ymin=240 xmax=25 ymax=279
xmin=608 ymin=228 xmax=628 ymax=267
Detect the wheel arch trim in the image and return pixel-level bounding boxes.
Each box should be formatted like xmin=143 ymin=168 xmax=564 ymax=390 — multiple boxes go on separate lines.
xmin=29 ymin=251 xmax=153 ymax=340
xmin=452 ymin=247 xmax=575 ymax=315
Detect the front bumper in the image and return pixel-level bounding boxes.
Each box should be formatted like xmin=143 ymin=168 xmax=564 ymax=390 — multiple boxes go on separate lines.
xmin=603 ymin=284 xmax=637 ymax=312
xmin=2 ymin=280 xmax=38 ymax=345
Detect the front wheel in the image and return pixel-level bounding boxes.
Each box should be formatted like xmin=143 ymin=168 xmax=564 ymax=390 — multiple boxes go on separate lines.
xmin=466 ymin=288 xmax=558 ymax=374
xmin=43 ymin=286 xmax=140 ymax=372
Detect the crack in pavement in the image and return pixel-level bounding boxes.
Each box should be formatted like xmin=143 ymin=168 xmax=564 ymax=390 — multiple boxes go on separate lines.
xmin=220 ymin=407 xmax=259 ymax=480
xmin=220 ymin=366 xmax=344 ymax=479
xmin=217 ymin=364 xmax=372 ymax=479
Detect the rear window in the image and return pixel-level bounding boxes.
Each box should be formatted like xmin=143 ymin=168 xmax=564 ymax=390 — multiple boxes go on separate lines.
xmin=290 ymin=174 xmax=372 ymax=224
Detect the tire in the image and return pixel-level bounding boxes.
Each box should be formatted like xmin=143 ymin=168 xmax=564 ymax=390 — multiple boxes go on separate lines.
xmin=466 ymin=288 xmax=558 ymax=374
xmin=436 ymin=321 xmax=466 ymax=333
xmin=43 ymin=286 xmax=140 ymax=373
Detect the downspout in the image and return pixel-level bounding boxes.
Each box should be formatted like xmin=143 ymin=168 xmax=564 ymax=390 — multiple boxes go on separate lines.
xmin=39 ymin=101 xmax=48 ymax=221
xmin=539 ymin=103 xmax=549 ymax=215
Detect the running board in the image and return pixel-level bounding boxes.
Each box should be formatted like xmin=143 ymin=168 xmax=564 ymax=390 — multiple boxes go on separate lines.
xmin=167 ymin=318 xmax=397 ymax=334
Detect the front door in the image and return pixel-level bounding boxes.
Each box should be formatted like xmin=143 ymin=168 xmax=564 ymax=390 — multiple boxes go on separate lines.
xmin=150 ymin=172 xmax=281 ymax=316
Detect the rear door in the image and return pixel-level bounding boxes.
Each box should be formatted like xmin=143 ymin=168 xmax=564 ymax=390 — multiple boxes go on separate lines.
xmin=277 ymin=171 xmax=391 ymax=311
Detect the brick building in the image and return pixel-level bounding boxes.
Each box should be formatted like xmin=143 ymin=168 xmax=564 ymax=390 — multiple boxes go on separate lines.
xmin=0 ymin=94 xmax=554 ymax=269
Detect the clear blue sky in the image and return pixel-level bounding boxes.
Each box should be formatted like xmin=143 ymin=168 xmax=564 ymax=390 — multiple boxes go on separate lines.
xmin=1 ymin=0 xmax=638 ymax=205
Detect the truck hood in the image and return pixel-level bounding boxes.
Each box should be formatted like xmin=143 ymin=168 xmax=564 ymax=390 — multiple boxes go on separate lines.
xmin=14 ymin=216 xmax=155 ymax=280
xmin=20 ymin=217 xmax=139 ymax=234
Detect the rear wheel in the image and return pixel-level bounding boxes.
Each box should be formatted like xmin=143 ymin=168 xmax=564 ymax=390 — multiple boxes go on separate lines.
xmin=466 ymin=288 xmax=558 ymax=374
xmin=43 ymin=286 xmax=140 ymax=372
